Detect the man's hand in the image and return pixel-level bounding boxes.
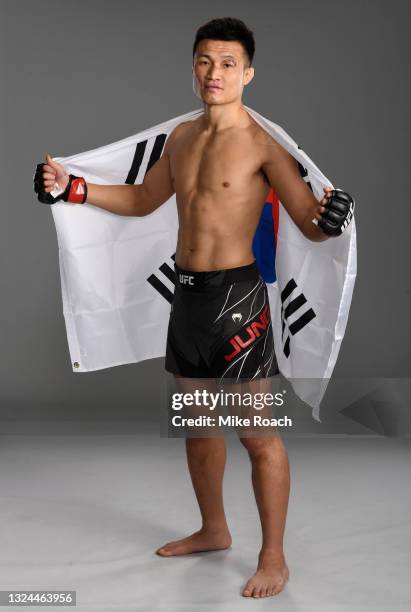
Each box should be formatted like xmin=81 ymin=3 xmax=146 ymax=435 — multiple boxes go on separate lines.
xmin=42 ymin=154 xmax=70 ymax=195
xmin=314 ymin=188 xmax=355 ymax=237
xmin=33 ymin=154 xmax=87 ymax=205
xmin=314 ymin=186 xmax=334 ymax=222
xmin=33 ymin=154 xmax=71 ymax=204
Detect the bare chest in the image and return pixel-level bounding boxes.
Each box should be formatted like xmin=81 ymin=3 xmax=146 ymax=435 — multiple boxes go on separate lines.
xmin=170 ymin=129 xmax=264 ymax=196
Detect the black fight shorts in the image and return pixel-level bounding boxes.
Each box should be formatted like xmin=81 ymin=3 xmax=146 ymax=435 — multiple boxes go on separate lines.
xmin=165 ymin=260 xmax=279 ymax=382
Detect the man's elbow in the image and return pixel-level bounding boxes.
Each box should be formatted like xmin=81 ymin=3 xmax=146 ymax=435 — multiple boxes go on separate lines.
xmin=132 ymin=184 xmax=154 ymax=217
xmin=134 ymin=183 xmax=172 ymax=217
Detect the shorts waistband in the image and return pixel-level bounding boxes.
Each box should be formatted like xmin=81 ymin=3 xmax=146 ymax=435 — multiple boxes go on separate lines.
xmin=174 ymin=260 xmax=261 ymax=290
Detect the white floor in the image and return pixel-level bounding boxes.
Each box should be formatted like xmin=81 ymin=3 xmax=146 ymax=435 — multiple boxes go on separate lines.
xmin=0 ymin=427 xmax=410 ymax=611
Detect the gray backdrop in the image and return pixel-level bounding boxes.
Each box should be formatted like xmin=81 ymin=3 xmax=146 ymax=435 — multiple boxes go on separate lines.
xmin=1 ymin=0 xmax=410 ymax=421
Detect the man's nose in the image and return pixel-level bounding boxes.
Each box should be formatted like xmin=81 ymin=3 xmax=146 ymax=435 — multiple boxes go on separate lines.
xmin=207 ymin=65 xmax=222 ymax=79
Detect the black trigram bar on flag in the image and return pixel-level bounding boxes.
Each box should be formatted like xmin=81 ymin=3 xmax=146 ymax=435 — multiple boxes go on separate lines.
xmin=146 ymin=253 xmax=176 ymax=304
xmin=280 ymin=278 xmax=316 ymax=358
xmin=125 ymin=133 xmax=168 ymax=184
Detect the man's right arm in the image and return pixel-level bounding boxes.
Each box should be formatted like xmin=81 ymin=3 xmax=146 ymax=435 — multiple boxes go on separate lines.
xmin=85 ymin=132 xmax=176 ymax=216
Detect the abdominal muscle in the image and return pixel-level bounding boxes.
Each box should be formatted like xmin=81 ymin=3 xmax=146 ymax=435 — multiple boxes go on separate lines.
xmin=174 ymin=186 xmax=269 ymax=272
xmin=175 ymin=232 xmax=254 ymax=272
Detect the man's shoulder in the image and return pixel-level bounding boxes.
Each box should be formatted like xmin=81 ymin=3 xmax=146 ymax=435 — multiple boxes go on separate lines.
xmin=248 ymin=118 xmax=279 ymax=148
xmin=171 ymin=119 xmax=197 ymax=139
xmin=164 ymin=120 xmax=196 ymax=153
xmin=249 ymin=119 xmax=294 ymax=167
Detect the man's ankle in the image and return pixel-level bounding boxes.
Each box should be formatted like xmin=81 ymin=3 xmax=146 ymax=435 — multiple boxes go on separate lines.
xmin=259 ymin=547 xmax=285 ymax=560
xmin=201 ymin=522 xmax=230 ymax=535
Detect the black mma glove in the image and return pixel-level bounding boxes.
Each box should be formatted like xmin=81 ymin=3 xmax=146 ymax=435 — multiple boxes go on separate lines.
xmin=33 ymin=162 xmax=87 ymax=205
xmin=317 ymin=189 xmax=354 ymax=236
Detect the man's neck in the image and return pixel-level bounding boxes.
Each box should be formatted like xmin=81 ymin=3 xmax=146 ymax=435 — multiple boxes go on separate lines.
xmin=200 ymin=101 xmax=250 ymax=133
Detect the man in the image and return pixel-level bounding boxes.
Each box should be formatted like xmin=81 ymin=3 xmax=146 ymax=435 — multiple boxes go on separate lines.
xmin=35 ymin=17 xmax=348 ymax=599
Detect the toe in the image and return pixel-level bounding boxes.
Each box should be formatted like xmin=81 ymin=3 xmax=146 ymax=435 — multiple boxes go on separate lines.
xmin=273 ymin=579 xmax=285 ymax=595
xmin=242 ymin=582 xmax=253 ymax=597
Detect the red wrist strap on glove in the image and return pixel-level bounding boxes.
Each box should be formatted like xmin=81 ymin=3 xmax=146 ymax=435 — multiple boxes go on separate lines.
xmin=66 ymin=176 xmax=88 ymax=204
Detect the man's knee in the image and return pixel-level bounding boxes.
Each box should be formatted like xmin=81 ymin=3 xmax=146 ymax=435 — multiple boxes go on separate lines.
xmin=239 ymin=435 xmax=281 ymax=459
xmin=186 ymin=436 xmax=225 ymax=459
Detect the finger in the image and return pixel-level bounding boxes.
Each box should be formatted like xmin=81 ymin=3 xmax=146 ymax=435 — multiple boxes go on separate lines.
xmin=42 ymin=164 xmax=55 ymax=173
xmin=46 ymin=154 xmax=59 ymax=168
xmin=44 ymin=179 xmax=58 ymax=187
xmin=42 ymin=172 xmax=56 ymax=180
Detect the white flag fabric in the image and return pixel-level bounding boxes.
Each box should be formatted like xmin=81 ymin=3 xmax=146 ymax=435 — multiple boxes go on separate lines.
xmin=49 ymin=107 xmax=357 ymax=420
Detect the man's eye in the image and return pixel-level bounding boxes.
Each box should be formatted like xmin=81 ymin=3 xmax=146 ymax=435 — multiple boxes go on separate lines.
xmin=224 ymin=64 xmax=234 ymax=68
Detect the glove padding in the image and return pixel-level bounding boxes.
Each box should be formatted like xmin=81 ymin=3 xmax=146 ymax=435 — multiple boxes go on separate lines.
xmin=33 ymin=163 xmax=87 ymax=205
xmin=317 ymin=189 xmax=354 ymax=236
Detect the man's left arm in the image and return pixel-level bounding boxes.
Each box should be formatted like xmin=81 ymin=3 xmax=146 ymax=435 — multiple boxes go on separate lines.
xmin=261 ymin=140 xmax=333 ymax=242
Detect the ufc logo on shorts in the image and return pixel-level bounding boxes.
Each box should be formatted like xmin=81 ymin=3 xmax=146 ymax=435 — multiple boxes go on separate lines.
xmin=179 ymin=274 xmax=194 ymax=285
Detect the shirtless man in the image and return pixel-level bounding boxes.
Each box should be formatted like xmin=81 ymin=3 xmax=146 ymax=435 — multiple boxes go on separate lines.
xmin=35 ymin=17 xmax=341 ymax=599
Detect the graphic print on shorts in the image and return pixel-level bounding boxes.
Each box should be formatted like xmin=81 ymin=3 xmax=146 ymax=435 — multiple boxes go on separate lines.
xmin=209 ymin=278 xmax=279 ymax=382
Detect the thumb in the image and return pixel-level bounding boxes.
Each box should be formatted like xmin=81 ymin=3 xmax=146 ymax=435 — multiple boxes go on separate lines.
xmin=46 ymin=153 xmax=58 ymax=167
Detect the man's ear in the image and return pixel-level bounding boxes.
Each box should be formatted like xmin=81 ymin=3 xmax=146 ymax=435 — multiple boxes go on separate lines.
xmin=243 ymin=66 xmax=255 ymax=86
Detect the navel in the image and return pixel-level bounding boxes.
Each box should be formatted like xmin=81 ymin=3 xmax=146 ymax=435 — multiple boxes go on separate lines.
xmin=222 ymin=181 xmax=230 ymax=188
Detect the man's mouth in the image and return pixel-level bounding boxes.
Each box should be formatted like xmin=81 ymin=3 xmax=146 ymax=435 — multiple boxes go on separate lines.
xmin=205 ymin=85 xmax=222 ymax=91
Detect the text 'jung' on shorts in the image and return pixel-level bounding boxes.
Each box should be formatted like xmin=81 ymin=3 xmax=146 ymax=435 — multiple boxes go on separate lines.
xmin=165 ymin=260 xmax=280 ymax=383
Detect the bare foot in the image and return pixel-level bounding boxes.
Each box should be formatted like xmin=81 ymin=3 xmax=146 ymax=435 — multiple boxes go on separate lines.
xmin=242 ymin=551 xmax=289 ymax=598
xmin=156 ymin=527 xmax=232 ymax=557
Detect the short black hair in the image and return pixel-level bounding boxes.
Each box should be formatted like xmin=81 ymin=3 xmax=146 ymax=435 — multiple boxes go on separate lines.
xmin=192 ymin=17 xmax=255 ymax=67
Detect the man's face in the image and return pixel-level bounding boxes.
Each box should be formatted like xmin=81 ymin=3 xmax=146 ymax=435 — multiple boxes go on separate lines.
xmin=192 ymin=39 xmax=254 ymax=105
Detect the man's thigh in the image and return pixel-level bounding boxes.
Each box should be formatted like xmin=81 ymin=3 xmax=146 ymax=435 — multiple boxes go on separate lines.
xmin=173 ymin=375 xmax=223 ymax=438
